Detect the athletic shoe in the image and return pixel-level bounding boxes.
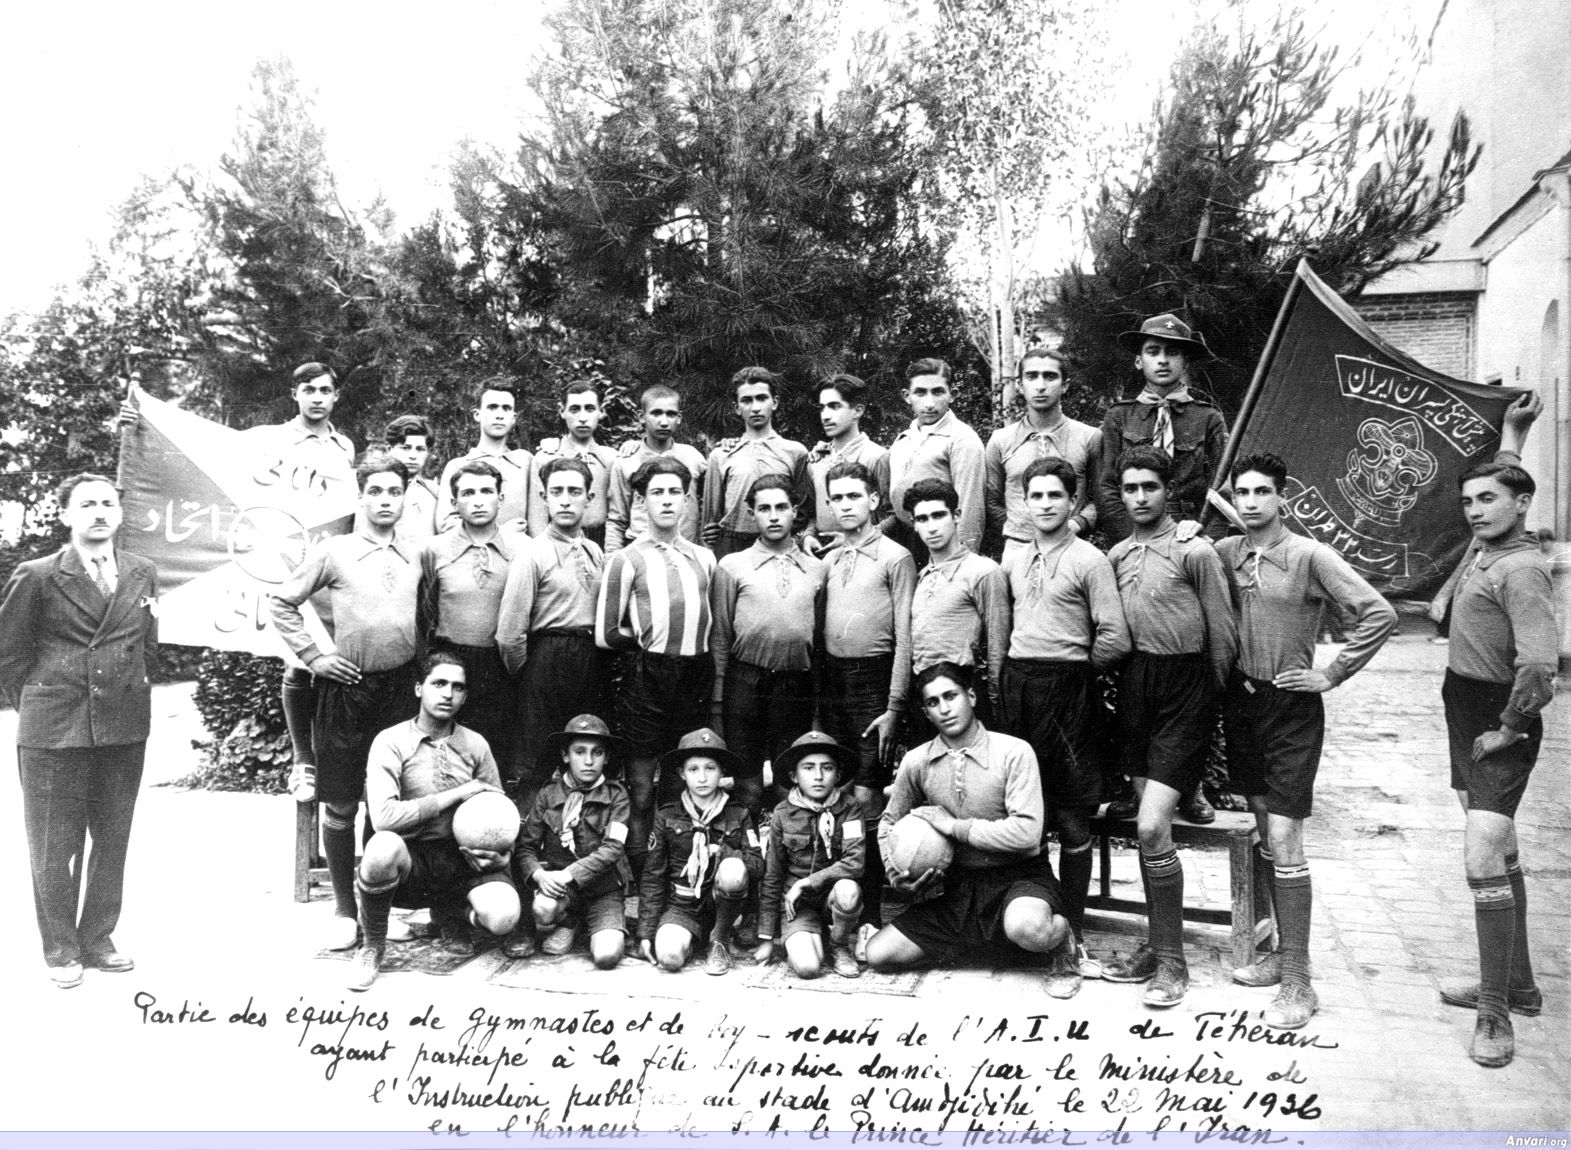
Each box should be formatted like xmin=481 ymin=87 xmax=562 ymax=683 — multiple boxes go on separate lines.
xmin=1438 ymin=979 xmax=1542 ymax=1017
xmin=1075 ymin=941 xmax=1103 ymax=979
xmin=347 ymin=947 xmax=382 ymax=992
xmin=1469 ymin=1013 xmax=1514 ymax=1068
xmin=1262 ymin=982 xmax=1319 ymax=1029
xmin=542 ymin=924 xmax=578 ymax=956
xmin=1043 ymin=934 xmax=1083 ymax=999
xmin=705 ymin=939 xmax=733 ymax=976
xmin=1102 ymin=942 xmax=1159 ymax=983
xmin=1179 ymin=786 xmax=1215 ymax=824
xmin=323 ymin=914 xmax=360 ymax=952
xmin=502 ymin=928 xmax=538 ymax=959
xmin=287 ymin=763 xmax=317 ymax=804
xmin=1143 ymin=959 xmax=1189 ymax=1008
xmin=385 ymin=916 xmax=414 ymax=943
xmin=830 ymin=942 xmax=861 ymax=978
xmin=854 ymin=923 xmax=876 ymax=964
xmin=1104 ymin=795 xmax=1138 ymax=821
xmin=1232 ymin=950 xmax=1282 ymax=986
xmin=48 ymin=962 xmax=84 ymax=990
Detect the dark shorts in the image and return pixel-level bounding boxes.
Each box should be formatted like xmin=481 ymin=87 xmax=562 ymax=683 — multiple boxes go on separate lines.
xmin=723 ymin=660 xmax=815 ymax=780
xmin=1222 ymin=673 xmax=1324 ymax=819
xmin=617 ymin=650 xmax=714 ymax=758
xmin=443 ymin=642 xmax=518 ymax=772
xmin=1443 ymin=669 xmax=1543 ymax=818
xmin=887 ymin=853 xmax=1064 ymax=965
xmin=518 ymin=630 xmax=612 ymax=786
xmin=394 ymin=835 xmax=516 ymax=910
xmin=780 ymin=886 xmax=856 ymax=940
xmin=547 ymin=881 xmax=627 ymax=935
xmin=1119 ymin=651 xmax=1216 ymax=790
xmin=314 ymin=663 xmax=417 ymax=805
xmin=823 ymin=654 xmax=895 ymax=789
xmin=658 ymin=891 xmax=717 ymax=941
xmin=999 ymin=658 xmax=1105 ymax=814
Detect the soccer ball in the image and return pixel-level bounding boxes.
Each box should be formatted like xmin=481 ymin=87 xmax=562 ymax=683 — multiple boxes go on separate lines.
xmin=452 ymin=791 xmax=521 ymax=853
xmin=886 ymin=814 xmax=954 ymax=877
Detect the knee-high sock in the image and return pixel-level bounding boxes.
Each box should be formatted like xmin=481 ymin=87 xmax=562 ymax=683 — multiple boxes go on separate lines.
xmin=712 ymin=889 xmax=743 ymax=944
xmin=355 ymin=873 xmax=398 ymax=955
xmin=1505 ymin=852 xmax=1535 ymax=990
xmin=1273 ymin=862 xmax=1312 ymax=987
xmin=321 ymin=805 xmax=358 ymax=919
xmin=1142 ymin=846 xmax=1185 ymax=963
xmin=1059 ymin=841 xmax=1094 ymax=941
xmin=1469 ymin=873 xmax=1516 ymax=1023
xmin=281 ymin=675 xmax=318 ymax=764
xmin=1255 ymin=844 xmax=1276 ymax=944
xmin=859 ymin=846 xmax=884 ymax=929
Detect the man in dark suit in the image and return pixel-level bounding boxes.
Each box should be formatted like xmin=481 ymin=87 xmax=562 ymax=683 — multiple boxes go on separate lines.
xmin=0 ymin=472 xmax=159 ymax=988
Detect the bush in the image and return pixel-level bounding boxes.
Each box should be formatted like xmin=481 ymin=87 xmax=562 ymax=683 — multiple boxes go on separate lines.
xmin=182 ymin=649 xmax=290 ymax=794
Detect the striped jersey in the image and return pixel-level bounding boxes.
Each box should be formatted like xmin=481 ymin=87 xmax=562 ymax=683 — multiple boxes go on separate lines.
xmin=595 ymin=533 xmax=717 ymax=657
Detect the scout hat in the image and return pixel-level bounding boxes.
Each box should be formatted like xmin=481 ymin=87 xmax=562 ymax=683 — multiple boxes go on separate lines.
xmin=1116 ymin=313 xmax=1213 ymax=360
xmin=658 ymin=728 xmax=742 ymax=776
xmin=545 ymin=714 xmax=627 ymax=758
xmin=773 ymin=730 xmax=857 ymax=779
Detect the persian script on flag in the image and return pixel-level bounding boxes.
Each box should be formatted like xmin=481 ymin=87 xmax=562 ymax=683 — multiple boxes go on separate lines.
xmin=1229 ymin=262 xmax=1528 ymax=599
xmin=117 ymin=385 xmax=354 ymax=657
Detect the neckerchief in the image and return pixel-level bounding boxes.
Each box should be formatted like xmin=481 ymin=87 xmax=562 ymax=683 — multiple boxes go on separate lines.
xmin=1136 ymin=385 xmax=1191 ymax=457
xmin=559 ymin=774 xmax=606 ymax=854
xmin=787 ymin=786 xmax=842 ymax=855
xmin=679 ymin=790 xmax=729 ymax=890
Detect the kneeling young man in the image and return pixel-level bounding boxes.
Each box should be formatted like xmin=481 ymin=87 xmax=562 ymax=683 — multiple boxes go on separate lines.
xmin=637 ymin=730 xmax=764 ymax=976
xmin=349 ymin=652 xmax=521 ymax=991
xmin=1437 ymin=462 xmax=1556 ymax=1068
xmin=508 ymin=715 xmax=632 ymax=969
xmin=867 ymin=663 xmax=1078 ymax=996
xmin=756 ymin=731 xmax=867 ymax=980
xmin=1219 ymin=453 xmax=1396 ymax=1028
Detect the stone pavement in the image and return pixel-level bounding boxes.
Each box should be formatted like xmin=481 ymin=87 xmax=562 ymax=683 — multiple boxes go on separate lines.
xmin=1 ymin=624 xmax=1566 ymax=1135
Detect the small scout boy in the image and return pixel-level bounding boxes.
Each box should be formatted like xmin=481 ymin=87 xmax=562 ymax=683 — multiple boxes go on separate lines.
xmin=804 ymin=373 xmax=890 ymax=556
xmin=385 ymin=414 xmax=441 ymax=540
xmin=886 ymin=358 xmax=987 ymax=563
xmin=866 ymin=663 xmax=1079 ymax=995
xmin=348 ymin=652 xmax=520 ymax=991
xmin=528 ymin=380 xmax=619 ymax=547
xmin=596 ymin=457 xmax=718 ymax=865
xmin=821 ymin=460 xmax=916 ymax=934
xmin=1099 ymin=447 xmax=1237 ymax=1007
xmin=1435 ymin=462 xmax=1556 ymax=1067
xmin=709 ymin=474 xmax=828 ymax=818
xmin=637 ymin=729 xmax=765 ymax=976
xmin=498 ymin=457 xmax=610 ymax=813
xmin=701 ymin=366 xmax=811 ymax=560
xmin=606 ymin=384 xmax=707 ymax=552
xmin=438 ymin=378 xmax=534 ymax=533
xmin=271 ymin=454 xmax=421 ymax=951
xmin=1218 ymin=452 xmax=1396 ymax=1029
xmin=508 ymin=714 xmax=632 ymax=969
xmin=985 ymin=346 xmax=1102 ymax=557
xmin=756 ymin=731 xmax=866 ymax=980
xmin=419 ymin=460 xmax=519 ymax=779
xmin=905 ymin=477 xmax=1009 ymax=729
xmin=1096 ymin=314 xmax=1227 ymax=545
xmin=1000 ymin=457 xmax=1131 ymax=993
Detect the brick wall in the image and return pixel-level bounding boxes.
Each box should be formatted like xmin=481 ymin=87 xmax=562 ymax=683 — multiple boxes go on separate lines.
xmin=1352 ymin=292 xmax=1477 ymax=379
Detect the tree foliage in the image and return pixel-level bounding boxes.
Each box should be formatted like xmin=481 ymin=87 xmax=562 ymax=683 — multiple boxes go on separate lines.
xmin=1057 ymin=6 xmax=1479 ymax=420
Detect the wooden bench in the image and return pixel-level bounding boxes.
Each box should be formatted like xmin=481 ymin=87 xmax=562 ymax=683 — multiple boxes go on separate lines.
xmin=1083 ymin=807 xmax=1272 ymax=968
xmin=294 ymin=802 xmax=328 ymax=902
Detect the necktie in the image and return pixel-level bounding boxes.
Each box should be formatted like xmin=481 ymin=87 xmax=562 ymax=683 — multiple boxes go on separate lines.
xmin=1244 ymin=550 xmax=1264 ymax=597
xmin=90 ymin=556 xmax=113 ymax=598
xmin=471 ymin=544 xmax=492 ymax=588
xmin=1152 ymin=400 xmax=1174 ymax=456
xmin=570 ymin=540 xmax=596 ymax=594
xmin=1124 ymin=541 xmax=1148 ymax=590
xmin=775 ymin=556 xmax=792 ymax=599
xmin=837 ymin=544 xmax=861 ymax=587
xmin=381 ymin=547 xmax=400 ymax=593
xmin=1026 ymin=553 xmax=1044 ymax=604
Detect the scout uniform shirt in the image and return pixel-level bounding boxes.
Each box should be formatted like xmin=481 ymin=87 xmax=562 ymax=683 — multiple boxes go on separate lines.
xmin=887 ymin=410 xmax=987 ymax=551
xmin=985 ymin=414 xmax=1102 ymax=544
xmin=517 ymin=772 xmax=634 ymax=895
xmin=605 ymin=439 xmax=708 ymax=552
xmin=758 ymin=788 xmax=866 ymax=940
xmin=1107 ymin=516 xmax=1237 ymax=690
xmin=637 ymin=796 xmax=764 ymax=939
xmin=437 ymin=446 xmax=536 ymax=533
xmin=1096 ymin=387 xmax=1226 ymax=543
xmin=496 ymin=528 xmax=605 ymax=674
xmin=527 ymin=436 xmax=620 ymax=536
xmin=808 ymin=433 xmax=890 ymax=535
xmin=702 ymin=431 xmax=812 ymax=536
xmin=1447 ymin=536 xmax=1557 ymax=728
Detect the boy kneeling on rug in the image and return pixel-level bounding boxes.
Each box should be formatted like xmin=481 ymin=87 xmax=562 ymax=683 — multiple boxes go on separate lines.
xmin=349 ymin=651 xmax=521 ymax=991
xmin=637 ymin=729 xmax=764 ymax=975
xmin=755 ymin=731 xmax=866 ymax=980
xmin=506 ymin=714 xmax=632 ymax=968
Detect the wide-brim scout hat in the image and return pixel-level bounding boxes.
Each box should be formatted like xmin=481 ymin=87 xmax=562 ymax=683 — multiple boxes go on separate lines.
xmin=1116 ymin=313 xmax=1213 ymax=360
xmin=658 ymin=727 xmax=743 ymax=776
xmin=773 ymin=730 xmax=857 ymax=779
xmin=545 ymin=714 xmax=627 ymax=758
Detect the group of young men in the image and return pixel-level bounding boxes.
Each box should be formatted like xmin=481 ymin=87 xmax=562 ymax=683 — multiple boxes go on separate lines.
xmin=15 ymin=317 xmax=1554 ymax=1077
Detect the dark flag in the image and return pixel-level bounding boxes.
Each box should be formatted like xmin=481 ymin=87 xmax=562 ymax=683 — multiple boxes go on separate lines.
xmin=1216 ymin=260 xmax=1529 ymax=599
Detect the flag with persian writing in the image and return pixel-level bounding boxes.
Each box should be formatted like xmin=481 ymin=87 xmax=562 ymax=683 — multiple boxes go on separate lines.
xmin=1225 ymin=261 xmax=1528 ymax=599
xmin=116 ymin=385 xmax=355 ymax=656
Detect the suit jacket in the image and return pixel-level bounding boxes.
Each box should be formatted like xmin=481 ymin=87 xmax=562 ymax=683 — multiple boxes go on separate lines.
xmin=0 ymin=546 xmax=159 ymax=749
